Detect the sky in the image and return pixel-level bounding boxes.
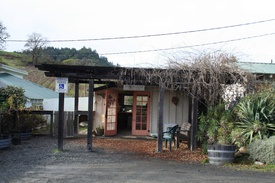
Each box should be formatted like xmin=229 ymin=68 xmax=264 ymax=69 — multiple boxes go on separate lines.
xmin=1 ymin=0 xmax=275 ymax=67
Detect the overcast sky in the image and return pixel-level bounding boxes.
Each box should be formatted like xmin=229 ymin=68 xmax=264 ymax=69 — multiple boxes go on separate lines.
xmin=1 ymin=0 xmax=275 ymax=67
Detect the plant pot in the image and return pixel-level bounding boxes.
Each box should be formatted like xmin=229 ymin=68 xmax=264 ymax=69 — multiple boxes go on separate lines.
xmin=0 ymin=137 xmax=12 ymax=149
xmin=96 ymin=128 xmax=104 ymax=136
xmin=13 ymin=130 xmax=32 ymax=140
xmin=207 ymin=144 xmax=235 ymax=165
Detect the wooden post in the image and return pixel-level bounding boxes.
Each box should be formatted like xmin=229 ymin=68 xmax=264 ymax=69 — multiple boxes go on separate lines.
xmin=0 ymin=111 xmax=1 ymax=137
xmin=50 ymin=111 xmax=53 ymax=137
xmin=190 ymin=93 xmax=198 ymax=151
xmin=87 ymin=79 xmax=94 ymax=151
xmin=188 ymin=95 xmax=192 ymax=149
xmin=74 ymin=80 xmax=79 ymax=136
xmin=58 ymin=93 xmax=65 ymax=151
xmin=157 ymin=84 xmax=164 ymax=152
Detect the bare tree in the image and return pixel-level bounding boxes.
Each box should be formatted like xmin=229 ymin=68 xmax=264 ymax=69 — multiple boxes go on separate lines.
xmin=0 ymin=21 xmax=10 ymax=50
xmin=24 ymin=32 xmax=48 ymax=64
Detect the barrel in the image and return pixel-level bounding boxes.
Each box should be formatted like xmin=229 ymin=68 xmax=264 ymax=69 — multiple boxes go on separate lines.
xmin=207 ymin=144 xmax=235 ymax=165
xmin=0 ymin=138 xmax=12 ymax=149
xmin=20 ymin=132 xmax=32 ymax=140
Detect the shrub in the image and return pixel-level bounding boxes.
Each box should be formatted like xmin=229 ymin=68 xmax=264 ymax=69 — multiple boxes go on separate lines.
xmin=235 ymin=90 xmax=275 ymax=145
xmin=197 ymin=102 xmax=235 ymax=146
xmin=21 ymin=113 xmax=47 ymax=128
xmin=0 ymin=112 xmax=15 ymax=137
xmin=0 ymin=86 xmax=26 ymax=110
xmin=249 ymin=136 xmax=275 ymax=165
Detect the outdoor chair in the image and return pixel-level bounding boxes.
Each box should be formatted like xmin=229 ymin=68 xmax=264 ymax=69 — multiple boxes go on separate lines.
xmin=163 ymin=124 xmax=179 ymax=151
xmin=177 ymin=123 xmax=191 ymax=148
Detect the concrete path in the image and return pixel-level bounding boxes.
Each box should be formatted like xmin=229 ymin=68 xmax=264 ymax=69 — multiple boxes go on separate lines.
xmin=1 ymin=136 xmax=275 ymax=183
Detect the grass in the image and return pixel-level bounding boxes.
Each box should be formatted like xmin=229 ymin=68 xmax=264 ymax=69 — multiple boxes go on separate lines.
xmin=0 ymin=51 xmax=32 ymax=67
xmin=202 ymin=153 xmax=275 ymax=172
xmin=226 ymin=154 xmax=275 ymax=173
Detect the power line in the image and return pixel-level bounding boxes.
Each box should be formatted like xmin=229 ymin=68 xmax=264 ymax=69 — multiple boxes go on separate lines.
xmin=6 ymin=18 xmax=275 ymax=43
xmin=100 ymin=32 xmax=275 ymax=55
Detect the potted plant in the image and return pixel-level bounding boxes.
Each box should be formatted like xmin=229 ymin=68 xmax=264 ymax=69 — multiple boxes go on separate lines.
xmin=198 ymin=102 xmax=236 ymax=165
xmin=96 ymin=125 xmax=104 ymax=136
xmin=0 ymin=86 xmax=27 ymax=145
xmin=0 ymin=111 xmax=14 ymax=148
xmin=18 ymin=112 xmax=35 ymax=140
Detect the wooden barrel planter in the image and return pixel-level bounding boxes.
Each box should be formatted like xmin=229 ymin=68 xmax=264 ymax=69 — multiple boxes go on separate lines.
xmin=207 ymin=144 xmax=235 ymax=165
xmin=11 ymin=131 xmax=32 ymax=145
xmin=20 ymin=132 xmax=32 ymax=140
xmin=0 ymin=138 xmax=12 ymax=149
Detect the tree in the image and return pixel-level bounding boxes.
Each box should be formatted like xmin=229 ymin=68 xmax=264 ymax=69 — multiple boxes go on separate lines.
xmin=0 ymin=86 xmax=27 ymax=111
xmin=0 ymin=21 xmax=10 ymax=50
xmin=24 ymin=32 xmax=48 ymax=64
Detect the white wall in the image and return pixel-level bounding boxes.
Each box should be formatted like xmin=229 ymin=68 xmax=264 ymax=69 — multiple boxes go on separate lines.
xmin=94 ymin=91 xmax=106 ymax=128
xmin=149 ymin=88 xmax=189 ymax=135
xmin=88 ymin=88 xmax=190 ymax=135
xmin=43 ymin=97 xmax=90 ymax=111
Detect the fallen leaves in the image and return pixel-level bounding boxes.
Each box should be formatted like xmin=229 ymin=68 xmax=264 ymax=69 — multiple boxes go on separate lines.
xmin=71 ymin=137 xmax=207 ymax=163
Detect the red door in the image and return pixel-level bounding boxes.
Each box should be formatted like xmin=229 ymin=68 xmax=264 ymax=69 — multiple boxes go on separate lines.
xmin=132 ymin=92 xmax=150 ymax=135
xmin=104 ymin=89 xmax=118 ymax=136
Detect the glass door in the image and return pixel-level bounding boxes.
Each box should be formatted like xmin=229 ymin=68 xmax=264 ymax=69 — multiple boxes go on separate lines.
xmin=104 ymin=89 xmax=118 ymax=136
xmin=132 ymin=92 xmax=150 ymax=135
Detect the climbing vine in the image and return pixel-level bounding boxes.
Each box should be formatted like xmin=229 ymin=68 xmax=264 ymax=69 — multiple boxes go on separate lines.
xmin=117 ymin=51 xmax=254 ymax=106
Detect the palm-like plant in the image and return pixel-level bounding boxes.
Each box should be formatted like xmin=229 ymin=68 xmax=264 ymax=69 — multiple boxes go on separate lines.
xmin=235 ymin=92 xmax=275 ymax=144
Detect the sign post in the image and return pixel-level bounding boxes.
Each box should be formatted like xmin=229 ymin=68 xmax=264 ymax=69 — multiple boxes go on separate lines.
xmin=55 ymin=77 xmax=68 ymax=93
xmin=55 ymin=77 xmax=68 ymax=151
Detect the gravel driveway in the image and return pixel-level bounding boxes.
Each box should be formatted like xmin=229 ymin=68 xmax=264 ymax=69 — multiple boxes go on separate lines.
xmin=1 ymin=136 xmax=275 ymax=183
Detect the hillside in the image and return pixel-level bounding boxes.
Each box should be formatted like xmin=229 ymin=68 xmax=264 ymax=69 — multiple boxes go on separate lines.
xmin=0 ymin=51 xmax=93 ymax=97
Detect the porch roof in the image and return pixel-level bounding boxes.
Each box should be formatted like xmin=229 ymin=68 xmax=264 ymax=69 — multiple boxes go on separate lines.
xmin=35 ymin=64 xmax=241 ymax=91
xmin=35 ymin=64 xmax=163 ymax=85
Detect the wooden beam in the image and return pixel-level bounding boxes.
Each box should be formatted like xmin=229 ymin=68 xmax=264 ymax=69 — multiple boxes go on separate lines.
xmin=58 ymin=93 xmax=65 ymax=151
xmin=87 ymin=79 xmax=94 ymax=151
xmin=157 ymin=84 xmax=164 ymax=152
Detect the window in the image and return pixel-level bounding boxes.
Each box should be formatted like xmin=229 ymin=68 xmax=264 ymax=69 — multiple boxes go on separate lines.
xmin=124 ymin=96 xmax=133 ymax=105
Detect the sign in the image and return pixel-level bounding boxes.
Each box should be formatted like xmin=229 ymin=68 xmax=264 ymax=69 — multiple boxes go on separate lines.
xmin=55 ymin=77 xmax=68 ymax=93
xmin=123 ymin=85 xmax=145 ymax=91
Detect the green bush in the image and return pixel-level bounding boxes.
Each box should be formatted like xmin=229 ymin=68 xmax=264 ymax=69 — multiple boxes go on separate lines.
xmin=20 ymin=113 xmax=47 ymax=131
xmin=234 ymin=89 xmax=275 ymax=145
xmin=0 ymin=112 xmax=15 ymax=137
xmin=249 ymin=136 xmax=275 ymax=165
xmin=197 ymin=102 xmax=235 ymax=146
xmin=0 ymin=86 xmax=26 ymax=110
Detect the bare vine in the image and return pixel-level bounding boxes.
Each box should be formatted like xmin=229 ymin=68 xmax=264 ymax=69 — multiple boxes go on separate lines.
xmin=118 ymin=51 xmax=254 ymax=106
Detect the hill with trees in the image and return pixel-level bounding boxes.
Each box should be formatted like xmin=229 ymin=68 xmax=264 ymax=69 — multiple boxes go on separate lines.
xmin=0 ymin=47 xmax=116 ymax=97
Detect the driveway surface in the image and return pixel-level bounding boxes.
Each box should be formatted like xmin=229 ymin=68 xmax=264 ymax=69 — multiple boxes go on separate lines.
xmin=1 ymin=136 xmax=275 ymax=183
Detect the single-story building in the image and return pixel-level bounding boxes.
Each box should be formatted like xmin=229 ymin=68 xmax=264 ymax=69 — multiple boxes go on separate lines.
xmin=236 ymin=62 xmax=275 ymax=83
xmin=0 ymin=64 xmax=59 ymax=109
xmin=36 ymin=63 xmax=249 ymax=151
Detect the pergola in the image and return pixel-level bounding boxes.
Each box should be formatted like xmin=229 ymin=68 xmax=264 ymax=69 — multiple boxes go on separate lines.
xmin=36 ymin=64 xmax=199 ymax=152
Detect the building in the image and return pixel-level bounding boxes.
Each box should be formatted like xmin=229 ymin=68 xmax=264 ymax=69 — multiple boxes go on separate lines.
xmin=0 ymin=64 xmax=59 ymax=109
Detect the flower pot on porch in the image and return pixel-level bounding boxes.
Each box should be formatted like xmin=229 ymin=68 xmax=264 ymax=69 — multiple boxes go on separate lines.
xmin=96 ymin=128 xmax=104 ymax=136
xmin=207 ymin=144 xmax=235 ymax=165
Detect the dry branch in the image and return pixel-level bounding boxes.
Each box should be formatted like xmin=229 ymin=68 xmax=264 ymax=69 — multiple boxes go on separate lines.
xmin=118 ymin=51 xmax=254 ymax=106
